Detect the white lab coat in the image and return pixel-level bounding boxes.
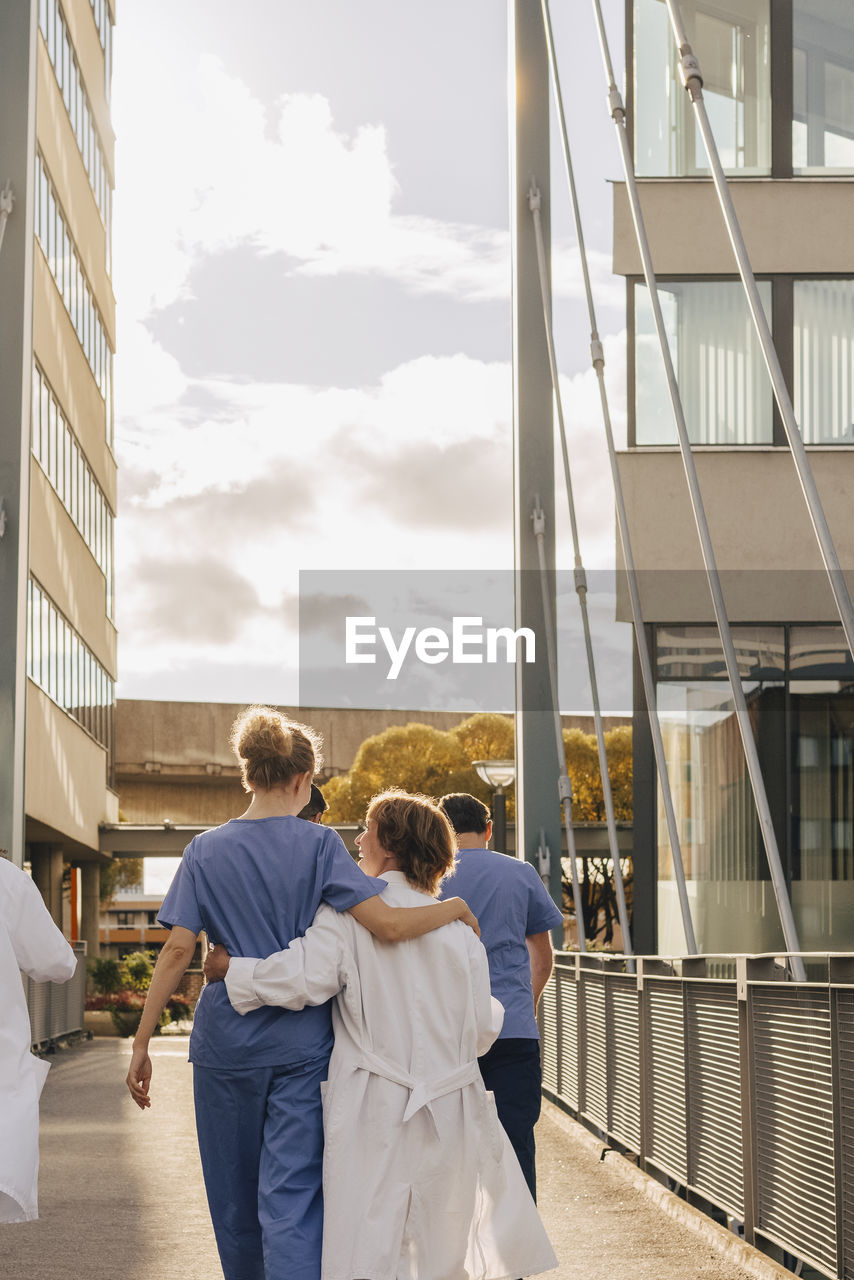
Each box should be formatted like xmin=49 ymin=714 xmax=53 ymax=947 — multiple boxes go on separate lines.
xmin=226 ymin=870 xmax=558 ymax=1280
xmin=0 ymin=858 xmax=76 ymax=1223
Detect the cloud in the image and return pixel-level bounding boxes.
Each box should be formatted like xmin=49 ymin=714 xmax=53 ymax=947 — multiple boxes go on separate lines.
xmin=299 ymin=593 xmax=373 ymax=634
xmin=132 ymin=470 xmax=316 ymax=544
xmin=111 ymin=26 xmax=628 ymax=705
xmin=129 ymin=557 xmax=265 ymax=644
xmin=114 ymin=342 xmax=627 ymax=698
xmin=115 ymin=54 xmax=620 ymax=326
xmin=339 ymin=431 xmax=511 ymax=531
xmin=145 ymin=245 xmax=511 ymax=386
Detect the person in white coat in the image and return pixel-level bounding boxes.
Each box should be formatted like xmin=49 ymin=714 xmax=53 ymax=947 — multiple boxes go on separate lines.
xmin=205 ymin=790 xmax=557 ymax=1280
xmin=0 ymin=857 xmax=77 ymax=1223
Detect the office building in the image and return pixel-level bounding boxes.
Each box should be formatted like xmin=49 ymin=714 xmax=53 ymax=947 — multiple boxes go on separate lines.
xmin=617 ymin=0 xmax=854 ymax=955
xmin=0 ymin=0 xmax=116 ymax=957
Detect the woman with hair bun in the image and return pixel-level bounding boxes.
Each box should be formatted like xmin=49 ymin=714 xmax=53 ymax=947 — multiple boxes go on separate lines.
xmin=205 ymin=790 xmax=558 ymax=1280
xmin=125 ymin=709 xmax=477 ymax=1280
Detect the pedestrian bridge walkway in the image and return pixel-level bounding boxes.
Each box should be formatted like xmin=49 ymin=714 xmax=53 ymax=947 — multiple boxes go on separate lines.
xmin=3 ymin=1039 xmax=787 ymax=1280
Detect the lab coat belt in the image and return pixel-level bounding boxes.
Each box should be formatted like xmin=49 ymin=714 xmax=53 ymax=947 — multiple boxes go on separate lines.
xmin=353 ymin=1049 xmax=480 ymax=1122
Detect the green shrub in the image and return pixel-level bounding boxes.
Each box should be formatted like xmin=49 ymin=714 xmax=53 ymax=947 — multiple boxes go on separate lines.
xmin=86 ymin=951 xmax=195 ymax=1036
xmin=88 ymin=957 xmax=123 ymax=994
xmin=121 ymin=951 xmax=155 ymax=993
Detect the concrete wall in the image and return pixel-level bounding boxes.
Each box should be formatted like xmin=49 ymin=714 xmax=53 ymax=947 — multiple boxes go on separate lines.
xmin=615 ymin=448 xmax=854 ymax=622
xmin=118 ymin=778 xmax=246 ymax=827
xmin=117 ymin=701 xmax=630 ymax=777
xmin=26 ymin=682 xmax=118 ymax=853
xmin=613 ymin=179 xmax=854 ymax=276
xmin=117 ymin=701 xmax=499 ymax=778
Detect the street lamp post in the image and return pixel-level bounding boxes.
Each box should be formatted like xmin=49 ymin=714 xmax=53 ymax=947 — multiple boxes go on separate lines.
xmin=472 ymin=760 xmax=516 ymax=855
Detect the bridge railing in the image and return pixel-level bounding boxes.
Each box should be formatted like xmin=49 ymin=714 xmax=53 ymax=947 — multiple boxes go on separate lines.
xmin=26 ymin=940 xmax=87 ymax=1050
xmin=540 ymin=951 xmax=854 ymax=1280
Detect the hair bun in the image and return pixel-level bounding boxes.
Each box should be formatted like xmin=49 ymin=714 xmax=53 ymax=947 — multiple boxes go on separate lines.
xmin=230 ymin=706 xmax=323 ymax=792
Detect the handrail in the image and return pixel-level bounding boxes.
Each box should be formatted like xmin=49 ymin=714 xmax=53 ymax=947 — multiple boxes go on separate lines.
xmin=541 ymin=951 xmax=850 ymax=1276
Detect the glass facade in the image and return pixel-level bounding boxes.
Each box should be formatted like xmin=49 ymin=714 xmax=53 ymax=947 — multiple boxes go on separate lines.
xmin=634 ymin=0 xmax=771 ymax=176
xmin=34 ymin=152 xmax=113 ymax=443
xmin=656 ymin=624 xmax=854 ymax=954
xmin=88 ymin=0 xmax=113 ymax=99
xmin=634 ymin=0 xmax=854 ymax=175
xmin=39 ymin=0 xmax=112 ymax=240
xmin=793 ymin=1 xmax=854 ymax=172
xmin=634 ymin=280 xmax=773 ymax=444
xmin=31 ymin=362 xmax=114 ymax=617
xmin=26 ymin=578 xmax=115 ymax=755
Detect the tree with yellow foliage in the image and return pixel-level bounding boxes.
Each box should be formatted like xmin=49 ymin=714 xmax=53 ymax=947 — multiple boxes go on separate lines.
xmin=322 ymin=714 xmax=515 ymax=823
xmin=563 ymin=725 xmax=632 ymax=822
xmin=449 ymin=712 xmax=514 ymax=764
xmin=321 ymin=714 xmax=631 ymax=827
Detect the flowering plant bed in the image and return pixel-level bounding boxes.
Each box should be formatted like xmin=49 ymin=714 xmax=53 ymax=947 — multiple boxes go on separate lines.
xmin=86 ymin=953 xmax=193 ymax=1036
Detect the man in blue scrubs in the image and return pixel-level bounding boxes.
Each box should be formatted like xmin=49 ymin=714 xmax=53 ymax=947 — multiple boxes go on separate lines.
xmin=438 ymin=793 xmax=563 ymax=1201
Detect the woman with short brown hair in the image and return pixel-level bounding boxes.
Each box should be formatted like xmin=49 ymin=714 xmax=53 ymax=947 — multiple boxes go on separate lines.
xmin=365 ymin=788 xmax=456 ymax=894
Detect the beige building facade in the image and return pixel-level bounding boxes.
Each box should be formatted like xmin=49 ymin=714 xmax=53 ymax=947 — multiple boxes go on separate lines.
xmin=0 ymin=0 xmax=116 ymax=959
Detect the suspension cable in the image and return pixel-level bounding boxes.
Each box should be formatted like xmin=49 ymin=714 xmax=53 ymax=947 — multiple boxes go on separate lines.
xmin=540 ymin=0 xmax=697 ymax=954
xmin=531 ymin=498 xmax=587 ymax=953
xmin=528 ymin=183 xmax=633 ymax=959
xmin=590 ymin=0 xmax=806 ymax=981
xmin=662 ymin=0 xmax=854 ymax=668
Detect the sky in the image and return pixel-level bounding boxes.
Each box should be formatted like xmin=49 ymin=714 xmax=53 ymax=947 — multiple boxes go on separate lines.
xmin=111 ymin=0 xmax=630 ymax=718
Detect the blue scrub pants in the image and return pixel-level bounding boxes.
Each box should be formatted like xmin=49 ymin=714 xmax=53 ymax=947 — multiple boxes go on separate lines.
xmin=193 ymin=1053 xmax=329 ymax=1280
xmin=478 ymin=1037 xmax=542 ymax=1201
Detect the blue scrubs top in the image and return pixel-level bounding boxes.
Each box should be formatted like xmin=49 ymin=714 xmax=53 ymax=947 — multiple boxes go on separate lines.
xmin=158 ymin=817 xmax=384 ymax=1069
xmin=440 ymin=847 xmax=563 ymax=1040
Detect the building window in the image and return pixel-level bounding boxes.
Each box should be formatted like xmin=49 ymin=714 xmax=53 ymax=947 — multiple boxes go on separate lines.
xmin=26 ymin=576 xmax=115 ymax=759
xmin=654 ymin=623 xmax=854 ymax=953
xmin=633 ymin=279 xmax=774 ymax=444
xmin=632 ymin=275 xmax=854 ymax=446
xmin=33 ymin=153 xmax=113 ymax=445
xmin=793 ymin=2 xmax=854 ymax=172
xmin=88 ymin=0 xmax=113 ymax=100
xmin=38 ymin=0 xmax=112 ymax=245
xmin=116 ymin=911 xmax=132 ymax=928
xmin=31 ymin=362 xmax=115 ymax=618
xmin=634 ymin=0 xmax=771 ymax=176
xmin=793 ymin=279 xmax=854 ymax=443
xmin=634 ymin=0 xmax=854 ymax=176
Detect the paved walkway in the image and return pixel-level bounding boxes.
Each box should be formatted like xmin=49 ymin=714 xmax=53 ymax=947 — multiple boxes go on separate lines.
xmin=4 ymin=1038 xmax=775 ymax=1280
